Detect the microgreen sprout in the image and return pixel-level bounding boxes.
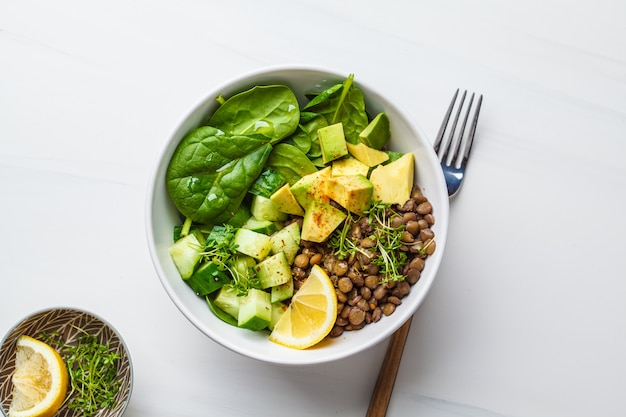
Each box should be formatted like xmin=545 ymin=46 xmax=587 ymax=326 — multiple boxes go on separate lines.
xmin=39 ymin=326 xmax=121 ymax=417
xmin=200 ymin=224 xmax=259 ymax=294
xmin=329 ymin=201 xmax=409 ymax=283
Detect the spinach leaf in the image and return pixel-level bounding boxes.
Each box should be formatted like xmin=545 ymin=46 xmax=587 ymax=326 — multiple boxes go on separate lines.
xmin=303 ymin=74 xmax=368 ymax=144
xmin=385 ymin=150 xmax=404 ymax=164
xmin=265 ymin=143 xmax=318 ymax=185
xmin=287 ymin=114 xmax=327 ymax=159
xmin=299 ymin=111 xmax=321 ymax=123
xmin=226 ymin=204 xmax=251 ymax=227
xmin=166 ymin=126 xmax=272 ymax=224
xmin=291 ymin=115 xmax=328 ymax=159
xmin=207 ymin=85 xmax=300 ymax=143
xmin=248 ymin=167 xmax=287 ymax=198
xmin=303 ymin=84 xmax=343 ymax=108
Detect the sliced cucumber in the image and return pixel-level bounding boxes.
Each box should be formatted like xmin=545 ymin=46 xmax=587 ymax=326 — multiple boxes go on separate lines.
xmin=185 ymin=261 xmax=229 ymax=296
xmin=269 ymin=301 xmax=288 ymax=331
xmin=251 ymin=195 xmax=288 ymax=222
xmin=242 ymin=217 xmax=282 ymax=235
xmin=169 ymin=233 xmax=204 ymax=279
xmin=233 ymin=228 xmax=272 ymax=260
xmin=255 ymin=251 xmax=292 ymax=289
xmin=238 ymin=288 xmax=271 ymax=331
xmin=271 ymin=277 xmax=294 ymax=303
xmin=269 ymin=221 xmax=301 ymax=263
xmin=214 ymin=286 xmax=241 ymax=320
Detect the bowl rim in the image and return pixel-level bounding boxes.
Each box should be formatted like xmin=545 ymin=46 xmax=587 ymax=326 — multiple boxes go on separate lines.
xmin=145 ymin=64 xmax=450 ymax=365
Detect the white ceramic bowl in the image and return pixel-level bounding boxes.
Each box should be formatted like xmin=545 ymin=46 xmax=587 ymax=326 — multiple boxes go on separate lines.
xmin=146 ymin=66 xmax=449 ymax=365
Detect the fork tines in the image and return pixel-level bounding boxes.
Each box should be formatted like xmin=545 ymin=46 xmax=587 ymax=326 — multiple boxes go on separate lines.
xmin=434 ymin=89 xmax=483 ymax=169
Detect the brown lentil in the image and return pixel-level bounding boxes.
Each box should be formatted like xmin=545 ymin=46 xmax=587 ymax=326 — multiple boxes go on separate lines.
xmin=381 ymin=303 xmax=396 ymax=316
xmin=337 ymin=277 xmax=353 ymax=293
xmin=309 ymin=253 xmax=323 ymax=265
xmin=293 ymin=253 xmax=309 ymax=269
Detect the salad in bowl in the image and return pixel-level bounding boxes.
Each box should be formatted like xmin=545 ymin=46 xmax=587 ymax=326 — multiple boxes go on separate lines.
xmin=146 ymin=66 xmax=449 ymax=365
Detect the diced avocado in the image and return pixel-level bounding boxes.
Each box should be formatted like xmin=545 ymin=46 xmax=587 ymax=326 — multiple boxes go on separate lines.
xmin=250 ymin=195 xmax=288 ymax=222
xmin=331 ymin=157 xmax=370 ymax=177
xmin=242 ymin=217 xmax=282 ymax=235
xmin=233 ymin=228 xmax=272 ymax=260
xmin=213 ymin=285 xmax=241 ymax=320
xmin=269 ymin=183 xmax=305 ymax=216
xmin=301 ymin=200 xmax=347 ymax=243
xmin=169 ymin=233 xmax=204 ymax=279
xmin=271 ymin=279 xmax=294 ymax=303
xmin=359 ymin=112 xmax=390 ymax=150
xmin=369 ymin=152 xmax=415 ymax=205
xmin=255 ymin=251 xmax=292 ymax=289
xmin=326 ymin=174 xmax=374 ymax=215
xmin=237 ymin=288 xmax=271 ymax=331
xmin=185 ymin=261 xmax=230 ymax=295
xmin=269 ymin=221 xmax=301 ymax=263
xmin=318 ymin=122 xmax=349 ymax=164
xmin=346 ymin=142 xmax=390 ymax=167
xmin=269 ymin=301 xmax=289 ymax=330
xmin=290 ymin=166 xmax=331 ymax=209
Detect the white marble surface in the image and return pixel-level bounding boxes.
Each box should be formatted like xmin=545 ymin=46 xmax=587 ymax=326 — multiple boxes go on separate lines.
xmin=1 ymin=1 xmax=625 ymax=416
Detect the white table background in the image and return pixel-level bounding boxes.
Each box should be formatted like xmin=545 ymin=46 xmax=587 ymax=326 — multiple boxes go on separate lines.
xmin=1 ymin=1 xmax=625 ymax=416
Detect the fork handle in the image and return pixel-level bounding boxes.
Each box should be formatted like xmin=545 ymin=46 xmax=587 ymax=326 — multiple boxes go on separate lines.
xmin=366 ymin=316 xmax=413 ymax=417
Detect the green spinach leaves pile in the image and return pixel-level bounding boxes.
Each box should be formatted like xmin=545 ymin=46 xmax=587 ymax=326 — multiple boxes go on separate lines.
xmin=166 ymin=74 xmax=369 ymax=225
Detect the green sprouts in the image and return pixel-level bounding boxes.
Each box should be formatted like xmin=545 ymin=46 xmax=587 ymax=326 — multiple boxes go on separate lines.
xmin=329 ymin=201 xmax=408 ymax=283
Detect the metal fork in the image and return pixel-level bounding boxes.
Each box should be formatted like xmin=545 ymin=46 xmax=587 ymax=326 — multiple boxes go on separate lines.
xmin=366 ymin=89 xmax=483 ymax=417
xmin=434 ymin=89 xmax=483 ymax=197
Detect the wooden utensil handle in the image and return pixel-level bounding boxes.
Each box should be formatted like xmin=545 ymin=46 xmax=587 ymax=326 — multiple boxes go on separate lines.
xmin=366 ymin=316 xmax=413 ymax=417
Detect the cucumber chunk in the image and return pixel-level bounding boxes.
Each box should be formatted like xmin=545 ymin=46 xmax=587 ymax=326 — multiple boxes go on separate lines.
xmin=255 ymin=251 xmax=292 ymax=289
xmin=238 ymin=288 xmax=271 ymax=330
xmin=185 ymin=261 xmax=230 ymax=296
xmin=233 ymin=228 xmax=272 ymax=260
xmin=269 ymin=301 xmax=288 ymax=331
xmin=251 ymin=195 xmax=288 ymax=222
xmin=214 ymin=286 xmax=241 ymax=320
xmin=242 ymin=217 xmax=282 ymax=235
xmin=169 ymin=233 xmax=204 ymax=279
xmin=271 ymin=278 xmax=294 ymax=303
xmin=269 ymin=221 xmax=301 ymax=264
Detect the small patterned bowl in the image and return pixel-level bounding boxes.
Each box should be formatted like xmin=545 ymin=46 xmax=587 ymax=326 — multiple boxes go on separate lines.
xmin=0 ymin=307 xmax=133 ymax=417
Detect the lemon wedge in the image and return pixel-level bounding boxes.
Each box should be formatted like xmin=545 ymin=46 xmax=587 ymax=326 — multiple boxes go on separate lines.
xmin=269 ymin=264 xmax=337 ymax=349
xmin=9 ymin=335 xmax=68 ymax=417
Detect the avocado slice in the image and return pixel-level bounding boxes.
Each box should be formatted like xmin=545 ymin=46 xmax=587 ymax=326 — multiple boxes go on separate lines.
xmin=325 ymin=174 xmax=374 ymax=216
xmin=359 ymin=112 xmax=390 ymax=150
xmin=346 ymin=142 xmax=389 ymax=167
xmin=290 ymin=167 xmax=331 ymax=209
xmin=301 ymin=200 xmax=347 ymax=243
xmin=318 ymin=122 xmax=349 ymax=164
xmin=330 ymin=157 xmax=370 ymax=177
xmin=269 ymin=183 xmax=305 ymax=216
xmin=369 ymin=153 xmax=415 ymax=205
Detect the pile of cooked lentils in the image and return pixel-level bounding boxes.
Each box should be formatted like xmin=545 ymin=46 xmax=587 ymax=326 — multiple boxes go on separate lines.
xmin=287 ymin=186 xmax=436 ymax=337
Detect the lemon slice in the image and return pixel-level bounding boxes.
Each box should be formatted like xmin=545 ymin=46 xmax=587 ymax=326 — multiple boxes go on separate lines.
xmin=269 ymin=264 xmax=337 ymax=349
xmin=9 ymin=335 xmax=68 ymax=417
